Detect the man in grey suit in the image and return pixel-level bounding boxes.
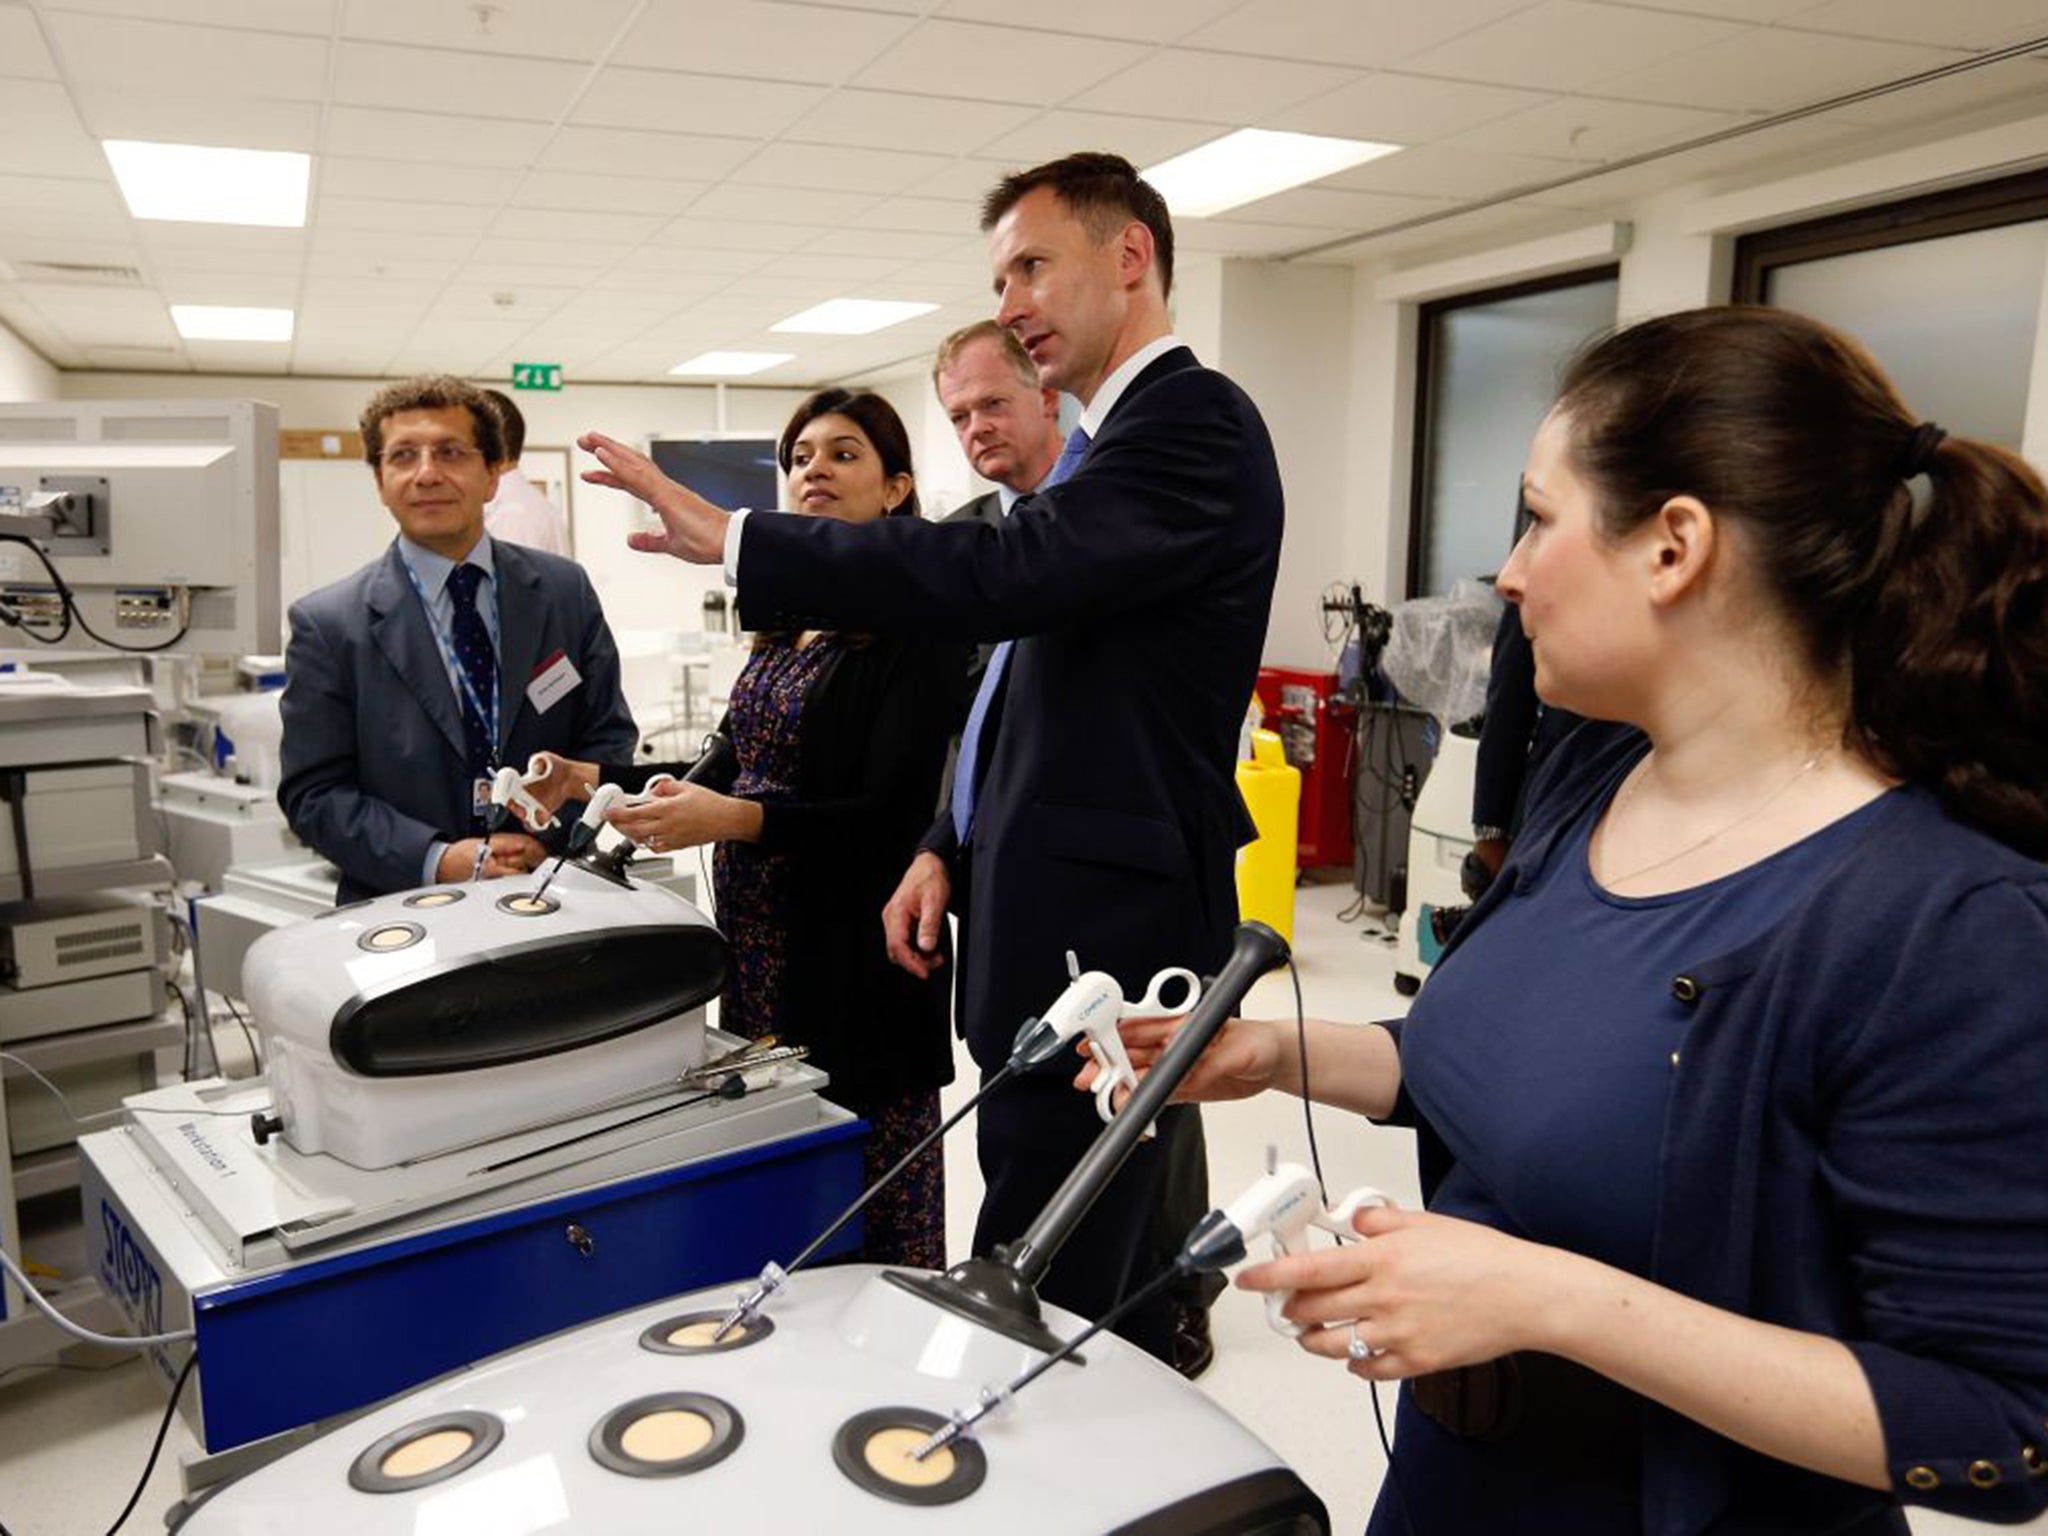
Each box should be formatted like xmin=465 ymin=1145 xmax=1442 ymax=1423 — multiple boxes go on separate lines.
xmin=934 ymin=321 xmax=1064 ymax=692
xmin=279 ymin=376 xmax=636 ymax=905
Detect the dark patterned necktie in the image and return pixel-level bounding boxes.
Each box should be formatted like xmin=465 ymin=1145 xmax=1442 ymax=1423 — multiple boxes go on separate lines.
xmin=445 ymin=562 xmax=497 ymax=786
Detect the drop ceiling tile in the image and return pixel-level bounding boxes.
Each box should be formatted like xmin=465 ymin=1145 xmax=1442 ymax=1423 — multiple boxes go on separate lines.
xmin=717 ymin=274 xmax=856 ymax=301
xmin=0 ymin=7 xmax=59 ymax=79
xmin=1067 ymin=48 xmax=1363 ymax=124
xmin=1176 ymin=218 xmax=1334 ymax=256
xmin=801 ymin=226 xmax=958 ymax=260
xmin=619 ymin=2 xmax=916 ymax=86
xmin=159 ymin=274 xmax=300 ymax=306
xmin=1400 ymin=0 xmax=1748 ymax=92
xmin=1217 ymin=184 xmax=1463 ymax=230
xmin=151 ymin=251 xmax=306 ymax=278
xmin=303 ymin=253 xmax=461 ymax=282
xmin=757 ymin=250 xmax=905 ymax=281
xmin=480 ymin=237 xmax=634 ymax=270
xmin=536 ymin=126 xmax=757 ymax=181
xmin=327 ymin=107 xmax=555 ymax=167
xmin=300 ymin=277 xmax=445 ymax=303
xmin=1184 ymin=0 xmax=1540 ymax=69
xmin=1591 ymin=25 xmax=1968 ymax=111
xmin=41 ymin=0 xmax=334 ymax=32
xmin=886 ymin=257 xmax=999 ymax=291
xmin=180 ymin=339 xmax=295 ymax=370
xmin=728 ymin=142 xmax=953 ymax=196
xmin=554 ymin=284 xmax=726 ymax=315
xmin=312 ymin=227 xmax=478 ymax=259
xmin=45 ymin=11 xmax=328 ymax=98
xmin=340 ymin=0 xmax=644 ymax=60
xmin=615 ymin=245 xmax=777 ymax=277
xmin=80 ymin=345 xmax=188 ymax=370
xmin=1789 ymin=0 xmax=2048 ymax=47
xmin=1266 ymin=71 xmax=1553 ymax=144
xmin=897 ymin=156 xmax=1015 ymax=201
xmin=1325 ymin=142 xmax=1579 ymax=200
xmin=648 ymin=215 xmax=817 ymax=252
xmin=676 ymin=182 xmax=880 ymax=227
xmin=568 ymin=66 xmax=826 ymax=137
xmin=68 ymin=88 xmax=322 ymax=152
xmin=1820 ymin=55 xmax=2048 ymax=129
xmin=0 ymin=82 xmax=107 ymax=178
xmin=456 ymin=261 xmax=628 ymax=290
xmin=934 ymin=0 xmax=1241 ymax=42
xmin=865 ymin=196 xmax=978 ymax=236
xmin=1447 ymin=94 xmax=1745 ymax=161
xmin=318 ymin=157 xmax=527 ymax=205
xmin=487 ymin=207 xmax=666 ymax=244
xmin=1605 ymin=0 xmax=1843 ymax=20
xmin=333 ymin=41 xmax=589 ymax=120
xmin=317 ymin=196 xmax=498 ymax=235
xmin=0 ymin=174 xmax=123 ymax=216
xmin=852 ymin=21 xmax=1150 ymax=105
xmin=508 ymin=169 xmax=707 ymax=216
xmin=782 ymin=89 xmax=1037 ymax=155
xmin=976 ymin=110 xmax=1224 ymax=168
xmin=141 ymin=224 xmax=307 ymax=256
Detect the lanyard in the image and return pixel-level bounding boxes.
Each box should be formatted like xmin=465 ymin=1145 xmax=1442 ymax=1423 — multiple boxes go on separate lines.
xmin=399 ymin=552 xmax=501 ymax=763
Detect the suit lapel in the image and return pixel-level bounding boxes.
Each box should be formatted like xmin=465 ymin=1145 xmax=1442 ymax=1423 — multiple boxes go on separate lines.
xmin=368 ymin=542 xmax=468 ymax=760
xmin=493 ymin=540 xmax=546 ymax=754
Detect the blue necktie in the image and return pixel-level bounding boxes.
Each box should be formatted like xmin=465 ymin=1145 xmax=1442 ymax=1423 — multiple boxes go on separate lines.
xmin=445 ymin=563 xmax=497 ymax=791
xmin=950 ymin=424 xmax=1090 ymax=844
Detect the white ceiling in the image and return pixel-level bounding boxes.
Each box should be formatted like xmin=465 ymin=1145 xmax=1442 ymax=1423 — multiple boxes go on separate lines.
xmin=0 ymin=0 xmax=2043 ymax=386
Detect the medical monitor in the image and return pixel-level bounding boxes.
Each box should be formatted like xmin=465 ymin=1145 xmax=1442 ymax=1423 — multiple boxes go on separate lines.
xmin=0 ymin=399 xmax=281 ymax=655
xmin=647 ymin=437 xmax=779 ymax=513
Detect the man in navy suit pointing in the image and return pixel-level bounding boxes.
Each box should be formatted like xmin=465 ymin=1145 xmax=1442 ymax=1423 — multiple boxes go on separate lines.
xmin=581 ymin=154 xmax=1283 ymax=1370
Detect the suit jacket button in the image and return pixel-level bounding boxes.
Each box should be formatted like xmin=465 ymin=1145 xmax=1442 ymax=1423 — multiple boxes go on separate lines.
xmin=1670 ymin=974 xmax=1701 ymax=1004
xmin=1970 ymin=1460 xmax=2003 ymax=1488
xmin=2023 ymin=1444 xmax=2045 ymax=1477
xmin=1905 ymin=1466 xmax=1940 ymax=1490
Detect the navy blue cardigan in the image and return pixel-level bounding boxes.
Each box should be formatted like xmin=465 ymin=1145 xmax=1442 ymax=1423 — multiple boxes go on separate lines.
xmin=1391 ymin=723 xmax=2048 ymax=1534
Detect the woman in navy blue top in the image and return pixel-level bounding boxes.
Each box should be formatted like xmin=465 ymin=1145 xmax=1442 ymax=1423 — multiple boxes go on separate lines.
xmin=1095 ymin=308 xmax=2048 ymax=1535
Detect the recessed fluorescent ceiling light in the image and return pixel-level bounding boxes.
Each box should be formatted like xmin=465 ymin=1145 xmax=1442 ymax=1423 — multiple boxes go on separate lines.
xmin=1143 ymin=129 xmax=1401 ymax=218
xmin=104 ymin=140 xmax=310 ymax=227
xmin=668 ymin=351 xmax=795 ymax=377
xmin=770 ymin=299 xmax=938 ymax=336
xmin=171 ymin=305 xmax=294 ymax=342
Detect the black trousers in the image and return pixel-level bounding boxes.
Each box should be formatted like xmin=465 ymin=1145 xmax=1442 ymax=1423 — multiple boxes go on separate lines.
xmin=972 ymin=1071 xmax=1217 ymax=1364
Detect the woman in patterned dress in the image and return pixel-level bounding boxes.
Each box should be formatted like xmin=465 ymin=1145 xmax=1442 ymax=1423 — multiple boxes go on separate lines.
xmin=538 ymin=390 xmax=969 ymax=1268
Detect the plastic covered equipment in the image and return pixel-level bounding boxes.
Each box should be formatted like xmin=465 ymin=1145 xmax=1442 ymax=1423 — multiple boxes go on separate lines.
xmin=1381 ymin=579 xmax=1502 ymax=727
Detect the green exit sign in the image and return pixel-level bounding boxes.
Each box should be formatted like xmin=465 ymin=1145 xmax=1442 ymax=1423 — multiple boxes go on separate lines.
xmin=511 ymin=362 xmax=563 ymax=391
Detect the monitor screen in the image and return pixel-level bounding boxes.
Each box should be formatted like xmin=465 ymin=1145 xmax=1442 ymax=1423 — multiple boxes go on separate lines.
xmin=648 ymin=438 xmax=780 ymax=511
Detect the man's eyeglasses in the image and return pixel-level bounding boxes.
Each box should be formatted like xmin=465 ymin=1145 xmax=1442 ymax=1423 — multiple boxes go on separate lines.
xmin=379 ymin=442 xmax=483 ymax=472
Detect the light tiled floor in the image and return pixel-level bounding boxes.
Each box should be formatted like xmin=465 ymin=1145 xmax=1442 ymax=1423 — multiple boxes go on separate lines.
xmin=0 ymin=877 xmax=2030 ymax=1533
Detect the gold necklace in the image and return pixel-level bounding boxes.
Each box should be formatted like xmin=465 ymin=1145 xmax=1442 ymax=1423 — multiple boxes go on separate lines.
xmin=1602 ymin=750 xmax=1827 ymax=889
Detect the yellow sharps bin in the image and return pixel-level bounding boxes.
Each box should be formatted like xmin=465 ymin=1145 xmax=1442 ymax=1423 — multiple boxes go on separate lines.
xmin=1235 ymin=728 xmax=1301 ymax=946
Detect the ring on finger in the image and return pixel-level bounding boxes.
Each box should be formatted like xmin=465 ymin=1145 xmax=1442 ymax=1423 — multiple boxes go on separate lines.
xmin=1347 ymin=1321 xmax=1383 ymax=1362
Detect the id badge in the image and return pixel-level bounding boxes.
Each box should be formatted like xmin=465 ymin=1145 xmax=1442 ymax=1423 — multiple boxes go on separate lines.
xmin=472 ymin=777 xmax=492 ymax=817
xmin=528 ymin=649 xmax=582 ymax=715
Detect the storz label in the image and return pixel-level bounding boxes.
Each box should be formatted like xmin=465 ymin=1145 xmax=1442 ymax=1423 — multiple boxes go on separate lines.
xmin=99 ymin=1198 xmax=165 ymax=1338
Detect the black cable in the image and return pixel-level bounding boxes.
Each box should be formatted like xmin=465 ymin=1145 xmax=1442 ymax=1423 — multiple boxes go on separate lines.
xmin=1283 ymin=935 xmax=1415 ymax=1534
xmin=220 ymin=994 xmax=260 ymax=1074
xmin=0 ymin=533 xmax=193 ymax=653
xmin=102 ymin=1347 xmax=198 ymax=1536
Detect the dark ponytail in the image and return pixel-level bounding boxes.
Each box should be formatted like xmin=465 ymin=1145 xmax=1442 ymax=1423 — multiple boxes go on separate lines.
xmin=1556 ymin=306 xmax=2048 ymax=856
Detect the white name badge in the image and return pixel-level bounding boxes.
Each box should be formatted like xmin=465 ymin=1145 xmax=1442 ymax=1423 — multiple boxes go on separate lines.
xmin=527 ymin=649 xmax=581 ymax=715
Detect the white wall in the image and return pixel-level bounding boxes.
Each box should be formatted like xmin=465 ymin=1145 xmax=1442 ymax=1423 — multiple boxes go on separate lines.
xmin=0 ymin=320 xmax=57 ymax=403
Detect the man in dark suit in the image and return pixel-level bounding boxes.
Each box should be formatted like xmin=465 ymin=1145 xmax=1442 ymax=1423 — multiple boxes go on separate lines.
xmin=578 ymin=153 xmax=1283 ymax=1370
xmin=279 ymin=376 xmax=636 ymax=905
